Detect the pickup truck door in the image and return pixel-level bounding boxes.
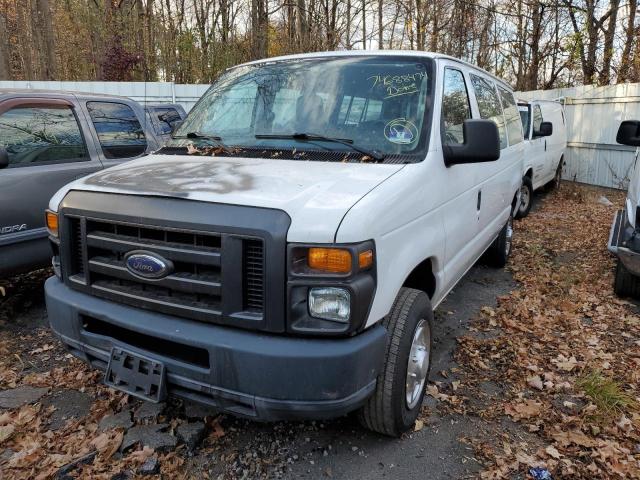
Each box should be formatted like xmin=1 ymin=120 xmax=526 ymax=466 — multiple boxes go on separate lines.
xmin=0 ymin=97 xmax=102 ymax=260
xmin=82 ymin=100 xmax=157 ymax=169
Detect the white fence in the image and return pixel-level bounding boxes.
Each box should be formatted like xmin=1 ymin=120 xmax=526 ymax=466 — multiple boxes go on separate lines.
xmin=0 ymin=81 xmax=209 ymax=112
xmin=518 ymin=83 xmax=640 ymax=190
xmin=2 ymin=79 xmax=639 ymax=190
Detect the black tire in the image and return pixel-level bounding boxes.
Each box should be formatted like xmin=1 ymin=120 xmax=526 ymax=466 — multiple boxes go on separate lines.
xmin=546 ymin=159 xmax=563 ymax=191
xmin=358 ymin=288 xmax=433 ymax=437
xmin=614 ymin=260 xmax=640 ymax=298
xmin=485 ymin=212 xmax=513 ymax=268
xmin=515 ymin=176 xmax=533 ymax=219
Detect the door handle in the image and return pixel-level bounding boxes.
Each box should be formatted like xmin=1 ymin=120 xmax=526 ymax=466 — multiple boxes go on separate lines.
xmin=477 ymin=190 xmax=482 ymax=210
xmin=545 ymin=139 xmax=547 ymax=151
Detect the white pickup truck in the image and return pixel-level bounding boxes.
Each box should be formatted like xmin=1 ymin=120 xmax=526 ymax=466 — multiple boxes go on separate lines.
xmin=516 ymin=100 xmax=567 ymax=217
xmin=44 ymin=51 xmax=523 ymax=436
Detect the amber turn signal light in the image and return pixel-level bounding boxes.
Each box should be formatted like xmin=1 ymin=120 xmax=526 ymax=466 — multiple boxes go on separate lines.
xmin=45 ymin=210 xmax=59 ymax=237
xmin=308 ymin=248 xmax=352 ymax=274
xmin=358 ymin=249 xmax=374 ymax=269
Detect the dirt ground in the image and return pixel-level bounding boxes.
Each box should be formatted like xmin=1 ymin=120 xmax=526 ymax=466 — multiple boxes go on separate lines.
xmin=0 ymin=182 xmax=638 ymax=479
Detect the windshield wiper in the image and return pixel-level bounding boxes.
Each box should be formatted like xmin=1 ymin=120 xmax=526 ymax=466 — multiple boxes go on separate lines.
xmin=172 ymin=132 xmax=234 ymax=154
xmin=255 ymin=132 xmax=385 ymax=161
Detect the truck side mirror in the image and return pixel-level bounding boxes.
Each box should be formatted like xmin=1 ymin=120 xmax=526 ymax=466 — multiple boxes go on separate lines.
xmin=444 ymin=119 xmax=500 ymax=166
xmin=616 ymin=120 xmax=640 ymax=147
xmin=0 ymin=147 xmax=8 ymax=169
xmin=534 ymin=121 xmax=553 ymax=137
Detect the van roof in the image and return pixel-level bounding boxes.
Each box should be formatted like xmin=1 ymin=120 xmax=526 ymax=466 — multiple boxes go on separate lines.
xmin=0 ymin=88 xmax=133 ymax=102
xmin=236 ymin=50 xmax=514 ymax=92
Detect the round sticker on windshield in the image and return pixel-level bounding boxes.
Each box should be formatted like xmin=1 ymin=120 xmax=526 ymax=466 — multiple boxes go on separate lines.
xmin=384 ymin=118 xmax=418 ymax=145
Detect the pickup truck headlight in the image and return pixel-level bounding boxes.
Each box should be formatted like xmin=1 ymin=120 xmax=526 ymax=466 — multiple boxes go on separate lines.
xmin=309 ymin=287 xmax=351 ymax=323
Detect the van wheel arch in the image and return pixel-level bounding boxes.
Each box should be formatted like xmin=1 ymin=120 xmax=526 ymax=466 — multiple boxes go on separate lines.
xmin=402 ymin=257 xmax=436 ymax=299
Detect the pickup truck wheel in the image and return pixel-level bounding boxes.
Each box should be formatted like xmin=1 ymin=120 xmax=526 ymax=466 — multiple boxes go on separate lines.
xmin=485 ymin=212 xmax=513 ymax=268
xmin=614 ymin=260 xmax=640 ymax=298
xmin=358 ymin=288 xmax=433 ymax=437
xmin=515 ymin=177 xmax=533 ymax=219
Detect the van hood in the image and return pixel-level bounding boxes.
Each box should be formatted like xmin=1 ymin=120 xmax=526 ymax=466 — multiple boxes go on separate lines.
xmin=50 ymin=154 xmax=405 ymax=243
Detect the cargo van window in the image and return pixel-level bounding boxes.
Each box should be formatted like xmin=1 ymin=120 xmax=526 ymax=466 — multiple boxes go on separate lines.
xmin=0 ymin=106 xmax=88 ymax=167
xmin=441 ymin=68 xmax=471 ymax=145
xmin=497 ymin=86 xmax=523 ymax=146
xmin=532 ymin=104 xmax=543 ymax=134
xmin=470 ymin=74 xmax=508 ymax=149
xmin=87 ymin=102 xmax=147 ymax=159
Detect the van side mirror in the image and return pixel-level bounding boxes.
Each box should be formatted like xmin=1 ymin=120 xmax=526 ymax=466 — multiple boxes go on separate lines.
xmin=0 ymin=147 xmax=8 ymax=169
xmin=170 ymin=120 xmax=184 ymax=135
xmin=534 ymin=121 xmax=553 ymax=137
xmin=444 ymin=119 xmax=500 ymax=166
xmin=616 ymin=120 xmax=640 ymax=147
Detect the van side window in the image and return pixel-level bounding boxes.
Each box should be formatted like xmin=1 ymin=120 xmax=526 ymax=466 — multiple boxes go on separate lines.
xmin=532 ymin=104 xmax=543 ymax=134
xmin=87 ymin=102 xmax=147 ymax=159
xmin=497 ymin=86 xmax=523 ymax=145
xmin=469 ymin=74 xmax=507 ymax=149
xmin=441 ymin=68 xmax=471 ymax=145
xmin=0 ymin=105 xmax=88 ymax=167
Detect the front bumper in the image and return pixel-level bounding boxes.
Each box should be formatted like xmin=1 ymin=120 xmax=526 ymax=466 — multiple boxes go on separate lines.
xmin=45 ymin=277 xmax=386 ymax=420
xmin=608 ymin=208 xmax=640 ymax=276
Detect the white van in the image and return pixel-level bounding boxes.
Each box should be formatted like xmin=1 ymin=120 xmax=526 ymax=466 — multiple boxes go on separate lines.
xmin=516 ymin=100 xmax=567 ymax=217
xmin=609 ymin=121 xmax=640 ymax=297
xmin=44 ymin=51 xmax=523 ymax=436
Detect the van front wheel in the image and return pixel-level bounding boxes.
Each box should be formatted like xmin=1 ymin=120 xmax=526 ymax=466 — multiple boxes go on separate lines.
xmin=516 ymin=176 xmax=533 ymax=219
xmin=614 ymin=260 xmax=640 ymax=298
xmin=358 ymin=288 xmax=433 ymax=437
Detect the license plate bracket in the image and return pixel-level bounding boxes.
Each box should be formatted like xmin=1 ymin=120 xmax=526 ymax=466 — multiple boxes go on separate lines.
xmin=104 ymin=347 xmax=167 ymax=403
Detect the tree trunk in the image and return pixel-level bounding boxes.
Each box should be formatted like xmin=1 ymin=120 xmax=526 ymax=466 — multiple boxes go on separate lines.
xmin=378 ymin=0 xmax=383 ymax=48
xmin=362 ymin=0 xmax=367 ymax=49
xmin=599 ymin=0 xmax=620 ymax=85
xmin=618 ymin=0 xmax=637 ymax=81
xmin=0 ymin=11 xmax=11 ymax=79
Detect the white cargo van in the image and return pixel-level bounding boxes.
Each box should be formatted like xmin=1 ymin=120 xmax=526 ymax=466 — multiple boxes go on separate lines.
xmin=516 ymin=100 xmax=567 ymax=217
xmin=609 ymin=121 xmax=640 ymax=298
xmin=44 ymin=51 xmax=523 ymax=436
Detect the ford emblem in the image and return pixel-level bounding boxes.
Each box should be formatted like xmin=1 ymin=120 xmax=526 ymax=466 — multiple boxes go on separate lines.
xmin=124 ymin=251 xmax=173 ymax=279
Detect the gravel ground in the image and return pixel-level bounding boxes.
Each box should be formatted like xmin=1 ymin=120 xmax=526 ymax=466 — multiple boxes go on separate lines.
xmin=0 ymin=185 xmax=607 ymax=479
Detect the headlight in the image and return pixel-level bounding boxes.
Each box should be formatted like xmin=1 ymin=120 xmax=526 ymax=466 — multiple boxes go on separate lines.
xmin=308 ymin=287 xmax=351 ymax=323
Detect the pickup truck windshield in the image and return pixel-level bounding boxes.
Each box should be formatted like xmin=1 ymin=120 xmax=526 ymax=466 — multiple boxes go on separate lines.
xmin=170 ymin=56 xmax=434 ymax=160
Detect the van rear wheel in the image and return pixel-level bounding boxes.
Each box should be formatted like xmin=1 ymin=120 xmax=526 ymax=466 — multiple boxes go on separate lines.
xmin=614 ymin=260 xmax=640 ymax=299
xmin=485 ymin=212 xmax=513 ymax=268
xmin=358 ymin=288 xmax=433 ymax=437
xmin=546 ymin=160 xmax=563 ymax=191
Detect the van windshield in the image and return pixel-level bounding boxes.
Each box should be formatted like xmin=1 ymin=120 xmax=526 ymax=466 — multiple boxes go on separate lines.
xmin=170 ymin=56 xmax=434 ymax=160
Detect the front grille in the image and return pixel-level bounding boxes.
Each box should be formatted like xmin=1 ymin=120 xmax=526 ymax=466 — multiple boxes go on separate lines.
xmin=65 ymin=216 xmax=265 ymax=326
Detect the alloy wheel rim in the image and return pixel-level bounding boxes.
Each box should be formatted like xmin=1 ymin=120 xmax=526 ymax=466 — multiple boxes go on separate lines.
xmin=519 ymin=185 xmax=530 ymax=213
xmin=405 ymin=319 xmax=431 ymax=409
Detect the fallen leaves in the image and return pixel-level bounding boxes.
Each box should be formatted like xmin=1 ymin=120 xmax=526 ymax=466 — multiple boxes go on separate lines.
xmin=504 ymin=399 xmax=543 ymax=420
xmin=456 ymin=184 xmax=640 ymax=479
